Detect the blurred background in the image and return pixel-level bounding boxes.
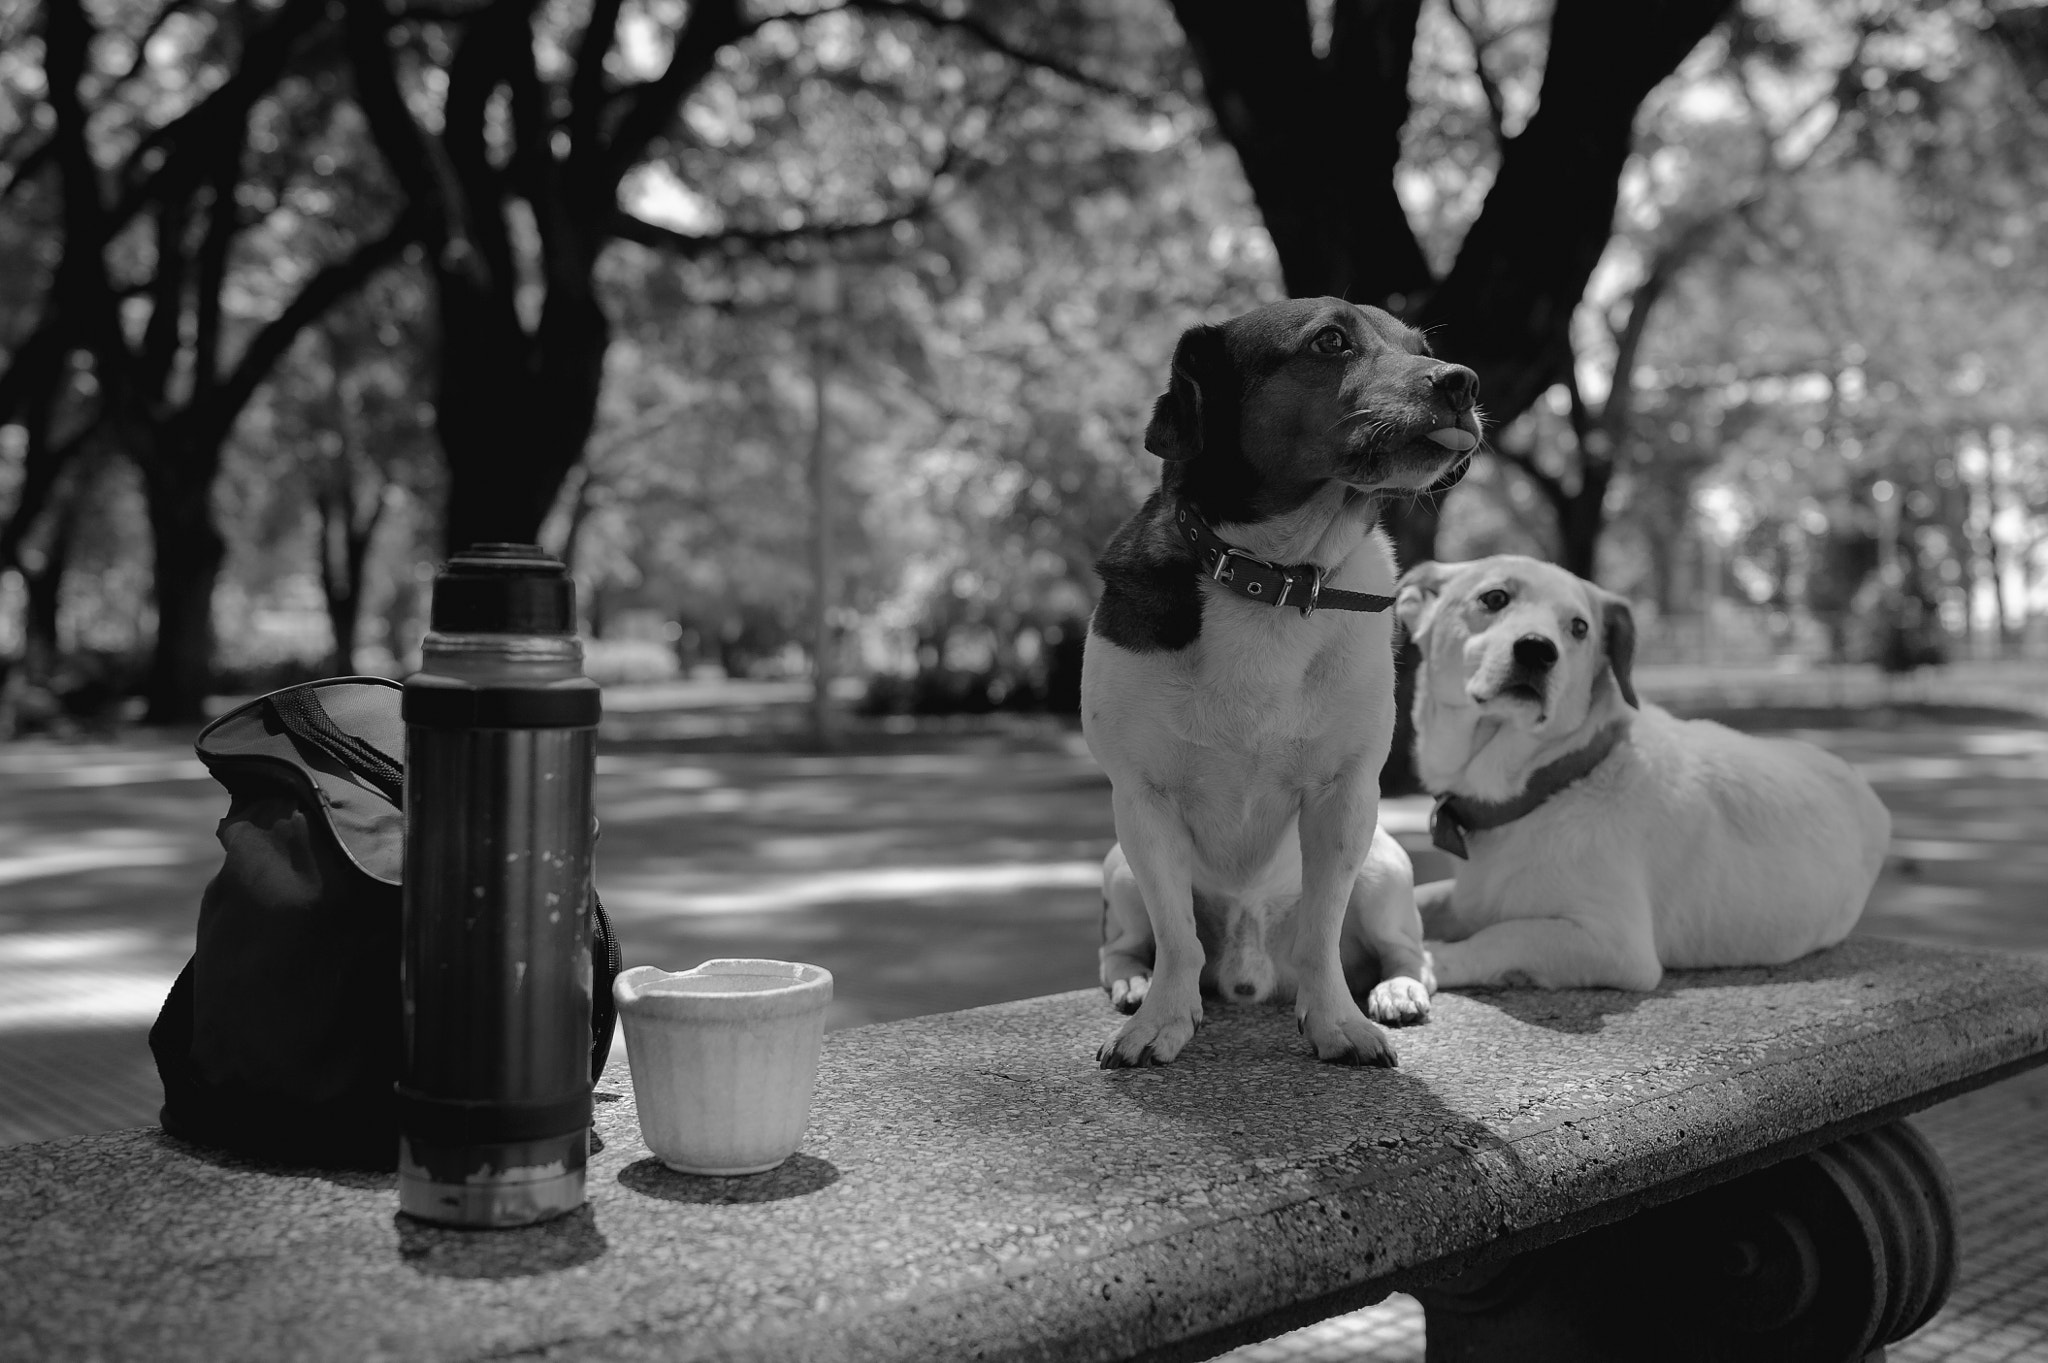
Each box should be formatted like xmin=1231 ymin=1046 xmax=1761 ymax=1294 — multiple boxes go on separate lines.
xmin=1 ymin=0 xmax=2044 ymax=741
xmin=7 ymin=4 xmax=2048 ymax=1357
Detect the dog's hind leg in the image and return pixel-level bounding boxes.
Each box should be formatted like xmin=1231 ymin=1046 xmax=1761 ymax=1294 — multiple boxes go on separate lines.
xmin=1415 ymin=877 xmax=1471 ymax=940
xmin=1347 ymin=827 xmax=1432 ymax=1026
xmin=1428 ymin=899 xmax=1662 ymax=991
xmin=1099 ymin=844 xmax=1155 ymax=1014
xmin=1294 ymin=771 xmax=1398 ymax=1066
xmin=1098 ymin=788 xmax=1206 ymax=1068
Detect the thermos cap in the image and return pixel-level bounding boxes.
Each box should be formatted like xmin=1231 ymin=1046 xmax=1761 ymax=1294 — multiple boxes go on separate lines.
xmin=430 ymin=543 xmax=576 ymax=635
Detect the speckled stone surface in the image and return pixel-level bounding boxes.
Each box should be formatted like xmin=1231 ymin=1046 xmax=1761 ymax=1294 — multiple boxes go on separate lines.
xmin=4 ymin=936 xmax=2047 ymax=1363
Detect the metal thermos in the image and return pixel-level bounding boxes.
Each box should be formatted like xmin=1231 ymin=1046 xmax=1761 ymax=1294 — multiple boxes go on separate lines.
xmin=397 ymin=543 xmax=601 ymax=1227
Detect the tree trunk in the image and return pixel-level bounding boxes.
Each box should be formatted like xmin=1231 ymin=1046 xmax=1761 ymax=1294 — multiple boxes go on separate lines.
xmin=1379 ymin=497 xmax=1442 ymax=795
xmin=19 ymin=476 xmax=84 ymax=666
xmin=808 ymin=325 xmax=837 ymax=749
xmin=1972 ymin=451 xmax=2013 ymax=657
xmin=1555 ymin=465 xmax=1613 ymax=580
xmin=144 ymin=459 xmax=227 ymax=725
xmin=318 ymin=500 xmax=383 ymax=676
xmin=1170 ymin=0 xmax=1736 ymax=574
xmin=435 ymin=276 xmax=609 ymax=554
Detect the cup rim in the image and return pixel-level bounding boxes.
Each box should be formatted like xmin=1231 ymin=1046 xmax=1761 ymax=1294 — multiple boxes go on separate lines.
xmin=614 ymin=959 xmax=833 ymax=1016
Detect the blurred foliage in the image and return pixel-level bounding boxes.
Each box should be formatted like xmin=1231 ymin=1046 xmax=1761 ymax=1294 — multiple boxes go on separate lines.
xmin=3 ymin=0 xmax=2048 ymax=737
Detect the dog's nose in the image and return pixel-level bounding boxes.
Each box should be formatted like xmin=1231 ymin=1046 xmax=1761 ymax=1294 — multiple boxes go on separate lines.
xmin=1512 ymin=635 xmax=1559 ymax=671
xmin=1433 ymin=364 xmax=1479 ymax=410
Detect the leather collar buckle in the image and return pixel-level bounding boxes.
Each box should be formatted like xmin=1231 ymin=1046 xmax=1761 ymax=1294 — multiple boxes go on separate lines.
xmin=1209 ymin=544 xmax=1271 ymax=587
xmin=1294 ymin=565 xmax=1323 ymax=617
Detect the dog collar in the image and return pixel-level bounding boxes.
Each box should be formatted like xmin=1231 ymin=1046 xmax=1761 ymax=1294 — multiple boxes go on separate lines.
xmin=1429 ymin=720 xmax=1630 ymax=859
xmin=1173 ymin=504 xmax=1395 ymax=618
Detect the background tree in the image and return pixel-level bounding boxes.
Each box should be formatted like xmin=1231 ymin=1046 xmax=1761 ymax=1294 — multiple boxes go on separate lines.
xmin=1 ymin=0 xmax=411 ymax=721
xmin=1164 ymin=0 xmax=1735 ymax=566
xmin=338 ymin=0 xmax=1113 ymax=553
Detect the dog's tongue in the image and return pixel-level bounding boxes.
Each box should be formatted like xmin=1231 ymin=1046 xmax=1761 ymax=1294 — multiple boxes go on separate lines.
xmin=1427 ymin=428 xmax=1478 ymax=452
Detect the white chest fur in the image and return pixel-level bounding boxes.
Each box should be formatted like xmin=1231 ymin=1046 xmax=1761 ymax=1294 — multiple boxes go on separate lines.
xmin=1083 ymin=519 xmax=1399 ymax=897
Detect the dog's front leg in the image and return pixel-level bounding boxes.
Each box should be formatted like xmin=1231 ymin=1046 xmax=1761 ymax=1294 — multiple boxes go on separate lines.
xmin=1098 ymin=788 xmax=1205 ymax=1068
xmin=1296 ymin=773 xmax=1398 ymax=1067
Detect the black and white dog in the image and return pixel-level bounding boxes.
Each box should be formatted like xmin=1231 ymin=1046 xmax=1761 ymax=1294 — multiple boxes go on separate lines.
xmin=1083 ymin=297 xmax=1479 ymax=1068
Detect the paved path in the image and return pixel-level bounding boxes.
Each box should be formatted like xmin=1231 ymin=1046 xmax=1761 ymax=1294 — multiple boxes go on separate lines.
xmin=2 ymin=698 xmax=2045 ymax=1360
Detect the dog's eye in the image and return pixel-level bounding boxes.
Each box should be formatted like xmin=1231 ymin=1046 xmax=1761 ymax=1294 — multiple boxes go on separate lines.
xmin=1311 ymin=326 xmax=1349 ymax=355
xmin=1477 ymin=589 xmax=1511 ymax=612
xmin=1570 ymin=617 xmax=1590 ymax=640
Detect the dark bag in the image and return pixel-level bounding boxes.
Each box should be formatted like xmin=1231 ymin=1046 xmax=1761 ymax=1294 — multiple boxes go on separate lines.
xmin=149 ymin=677 xmax=621 ymax=1169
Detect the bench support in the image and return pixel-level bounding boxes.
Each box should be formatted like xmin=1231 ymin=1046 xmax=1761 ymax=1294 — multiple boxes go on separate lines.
xmin=1414 ymin=1119 xmax=1956 ymax=1363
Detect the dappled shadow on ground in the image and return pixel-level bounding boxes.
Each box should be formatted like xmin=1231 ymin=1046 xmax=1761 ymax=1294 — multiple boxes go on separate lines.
xmin=0 ymin=1022 xmax=167 ymax=1144
xmin=9 ymin=701 xmax=2048 ymax=1146
xmin=1456 ymin=988 xmax=1649 ymax=1035
xmin=1081 ymin=1005 xmax=1520 ymax=1182
xmin=1440 ymin=942 xmax=1890 ymax=1036
xmin=594 ymin=746 xmax=1112 ymax=1029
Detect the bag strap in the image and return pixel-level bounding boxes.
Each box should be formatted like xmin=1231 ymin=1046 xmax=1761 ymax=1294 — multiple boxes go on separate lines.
xmin=589 ymin=891 xmax=622 ymax=1081
xmin=270 ymin=686 xmax=407 ymax=810
xmin=270 ymin=680 xmax=620 ymax=1082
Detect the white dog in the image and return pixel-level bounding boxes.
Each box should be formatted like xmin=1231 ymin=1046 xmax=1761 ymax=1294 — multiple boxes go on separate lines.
xmin=1396 ymin=555 xmax=1891 ymax=991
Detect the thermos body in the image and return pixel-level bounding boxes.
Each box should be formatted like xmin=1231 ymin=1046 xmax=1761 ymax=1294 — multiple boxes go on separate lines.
xmin=397 ymin=547 xmax=602 ymax=1228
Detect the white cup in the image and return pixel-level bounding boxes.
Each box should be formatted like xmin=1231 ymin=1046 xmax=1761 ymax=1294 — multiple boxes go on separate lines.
xmin=613 ymin=959 xmax=833 ymax=1176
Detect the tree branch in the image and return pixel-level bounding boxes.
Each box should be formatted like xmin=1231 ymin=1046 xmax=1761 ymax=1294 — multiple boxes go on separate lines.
xmin=613 ymin=202 xmax=923 ymax=258
xmin=1491 ymin=437 xmax=1572 ymax=518
xmin=439 ymin=0 xmax=534 ymax=290
xmin=107 ymin=0 xmax=328 ymax=228
xmin=506 ymin=15 xmax=579 ymax=297
xmin=345 ymin=0 xmax=478 ymax=280
xmin=0 ymin=133 xmax=55 ymax=205
xmin=1418 ymin=0 xmax=1737 ymax=426
xmin=834 ymin=0 xmax=1146 ymax=100
xmin=43 ymin=0 xmax=133 ymax=407
xmin=613 ymin=137 xmax=955 ymax=261
xmin=1 ymin=0 xmax=199 ymax=204
xmin=393 ymin=0 xmax=499 ymax=19
xmin=205 ymin=215 xmax=419 ymax=443
xmin=190 ymin=128 xmax=248 ymax=403
xmin=0 ymin=323 xmax=70 ymax=431
xmin=567 ymin=0 xmax=628 ymax=172
xmin=601 ymin=0 xmax=746 ymax=194
xmin=1603 ymin=207 xmax=1736 ymax=428
xmin=1445 ymin=0 xmax=1508 ymax=144
xmin=1169 ymin=0 xmax=1433 ymax=301
xmin=137 ymin=194 xmax=192 ymax=395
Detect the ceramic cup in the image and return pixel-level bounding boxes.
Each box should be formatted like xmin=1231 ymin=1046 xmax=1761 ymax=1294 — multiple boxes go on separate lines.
xmin=613 ymin=959 xmax=833 ymax=1176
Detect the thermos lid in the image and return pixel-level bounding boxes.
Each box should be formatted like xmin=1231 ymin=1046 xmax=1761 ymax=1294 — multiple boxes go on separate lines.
xmin=430 ymin=543 xmax=576 ymax=635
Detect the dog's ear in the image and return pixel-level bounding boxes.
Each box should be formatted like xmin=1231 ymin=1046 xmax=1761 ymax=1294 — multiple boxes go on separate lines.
xmin=1144 ymin=324 xmax=1226 ymax=462
xmin=1600 ymin=591 xmax=1639 ymax=709
xmin=1395 ymin=561 xmax=1451 ymax=645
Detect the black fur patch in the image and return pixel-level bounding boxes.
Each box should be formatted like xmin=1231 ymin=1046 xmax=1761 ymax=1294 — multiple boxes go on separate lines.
xmin=1091 ymin=488 xmax=1203 ymax=652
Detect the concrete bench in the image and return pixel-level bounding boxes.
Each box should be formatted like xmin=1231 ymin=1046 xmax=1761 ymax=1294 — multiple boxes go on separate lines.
xmin=3 ymin=936 xmax=2045 ymax=1363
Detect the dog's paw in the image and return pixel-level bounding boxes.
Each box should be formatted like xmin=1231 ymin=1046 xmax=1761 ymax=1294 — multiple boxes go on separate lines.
xmin=1366 ymin=975 xmax=1431 ymax=1025
xmin=1105 ymin=973 xmax=1151 ymax=1016
xmin=1097 ymin=994 xmax=1201 ymax=1068
xmin=1298 ymin=999 xmax=1398 ymax=1068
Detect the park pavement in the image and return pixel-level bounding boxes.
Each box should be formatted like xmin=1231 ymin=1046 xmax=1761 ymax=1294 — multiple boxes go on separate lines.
xmin=1 ymin=675 xmax=2046 ymax=1360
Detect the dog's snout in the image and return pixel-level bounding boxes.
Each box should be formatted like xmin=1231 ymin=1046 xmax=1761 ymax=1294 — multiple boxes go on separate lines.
xmin=1432 ymin=364 xmax=1479 ymax=410
xmin=1512 ymin=635 xmax=1559 ymax=671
